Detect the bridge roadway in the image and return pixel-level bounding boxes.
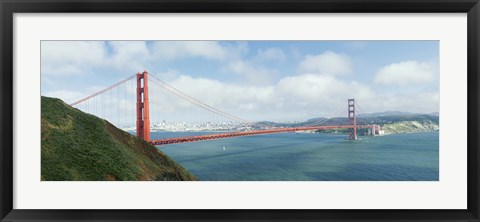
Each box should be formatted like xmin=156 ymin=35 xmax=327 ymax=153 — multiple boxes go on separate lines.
xmin=150 ymin=125 xmax=376 ymax=145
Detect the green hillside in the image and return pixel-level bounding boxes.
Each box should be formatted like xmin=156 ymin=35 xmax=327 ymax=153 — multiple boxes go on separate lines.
xmin=41 ymin=96 xmax=196 ymax=181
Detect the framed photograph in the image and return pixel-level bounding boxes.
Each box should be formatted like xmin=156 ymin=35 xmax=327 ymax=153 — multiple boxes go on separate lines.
xmin=1 ymin=0 xmax=479 ymax=221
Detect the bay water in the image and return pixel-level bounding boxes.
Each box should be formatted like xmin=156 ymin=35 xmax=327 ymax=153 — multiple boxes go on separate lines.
xmin=154 ymin=131 xmax=439 ymax=181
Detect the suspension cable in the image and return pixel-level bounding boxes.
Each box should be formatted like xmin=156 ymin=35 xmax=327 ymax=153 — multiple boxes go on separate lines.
xmin=149 ymin=78 xmax=249 ymax=123
xmin=150 ymin=74 xmax=250 ymax=123
xmin=69 ymin=74 xmax=136 ymax=106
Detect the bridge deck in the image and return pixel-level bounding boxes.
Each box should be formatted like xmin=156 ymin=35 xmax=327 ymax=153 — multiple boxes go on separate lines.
xmin=150 ymin=125 xmax=376 ymax=145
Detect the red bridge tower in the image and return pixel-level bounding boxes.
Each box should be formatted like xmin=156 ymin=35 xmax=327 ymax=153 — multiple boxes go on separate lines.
xmin=136 ymin=71 xmax=151 ymax=142
xmin=348 ymin=98 xmax=357 ymax=140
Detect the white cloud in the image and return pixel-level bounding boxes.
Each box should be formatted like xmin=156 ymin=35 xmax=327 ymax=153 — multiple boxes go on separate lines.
xmin=223 ymin=60 xmax=277 ymax=85
xmin=147 ymin=75 xmax=278 ymax=121
xmin=42 ymin=41 xmax=240 ymax=77
xmin=374 ymin=61 xmax=436 ymax=85
xmin=152 ymin=72 xmax=438 ymax=121
xmin=50 ymin=72 xmax=439 ymax=124
xmin=167 ymin=75 xmax=275 ymax=109
xmin=298 ymin=51 xmax=352 ymax=75
xmin=41 ymin=41 xmax=107 ymax=65
xmin=41 ymin=41 xmax=151 ymax=76
xmin=41 ymin=41 xmax=107 ymax=76
xmin=151 ymin=41 xmax=239 ymax=61
xmin=256 ymin=47 xmax=286 ymax=61
xmin=41 ymin=42 xmax=439 ymax=123
xmin=154 ymin=69 xmax=181 ymax=81
xmin=80 ymin=69 xmax=437 ymax=123
xmin=276 ymin=74 xmax=374 ymax=115
xmin=42 ymin=64 xmax=83 ymax=76
xmin=147 ymin=73 xmax=380 ymax=121
xmin=107 ymin=41 xmax=150 ymax=72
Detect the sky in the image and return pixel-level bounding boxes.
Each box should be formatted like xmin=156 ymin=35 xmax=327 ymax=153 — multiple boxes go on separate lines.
xmin=41 ymin=40 xmax=439 ymax=123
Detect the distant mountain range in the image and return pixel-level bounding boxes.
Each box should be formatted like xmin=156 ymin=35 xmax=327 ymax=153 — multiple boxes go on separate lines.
xmin=357 ymin=111 xmax=439 ymax=117
xmin=253 ymin=111 xmax=439 ymax=129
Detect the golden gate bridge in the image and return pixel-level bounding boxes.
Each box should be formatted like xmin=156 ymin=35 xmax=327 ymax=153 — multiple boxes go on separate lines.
xmin=69 ymin=71 xmax=381 ymax=145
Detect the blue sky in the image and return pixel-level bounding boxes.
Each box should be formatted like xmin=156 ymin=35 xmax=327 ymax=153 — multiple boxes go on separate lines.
xmin=41 ymin=41 xmax=439 ymax=123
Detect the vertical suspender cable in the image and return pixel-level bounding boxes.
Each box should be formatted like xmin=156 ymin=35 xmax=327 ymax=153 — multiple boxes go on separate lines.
xmin=125 ymin=82 xmax=127 ymax=126
xmin=117 ymin=86 xmax=119 ymax=126
xmin=131 ymin=78 xmax=134 ymax=127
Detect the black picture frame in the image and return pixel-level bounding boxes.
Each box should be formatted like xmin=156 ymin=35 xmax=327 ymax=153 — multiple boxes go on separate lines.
xmin=1 ymin=0 xmax=479 ymax=221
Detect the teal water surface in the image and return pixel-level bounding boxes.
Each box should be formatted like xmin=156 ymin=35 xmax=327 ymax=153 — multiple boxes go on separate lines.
xmin=154 ymin=131 xmax=439 ymax=181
